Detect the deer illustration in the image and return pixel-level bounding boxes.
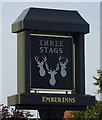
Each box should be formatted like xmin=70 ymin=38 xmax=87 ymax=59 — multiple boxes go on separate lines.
xmin=45 ymin=62 xmax=59 ymax=86
xmin=59 ymin=56 xmax=68 ymax=77
xmin=35 ymin=56 xmax=47 ymax=77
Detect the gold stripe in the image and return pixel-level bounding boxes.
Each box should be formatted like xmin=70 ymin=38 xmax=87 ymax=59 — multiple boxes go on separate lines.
xmin=30 ymin=33 xmax=73 ymax=38
xmin=30 ymin=88 xmax=73 ymax=92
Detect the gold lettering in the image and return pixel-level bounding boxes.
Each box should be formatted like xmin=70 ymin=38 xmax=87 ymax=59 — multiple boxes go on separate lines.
xmin=42 ymin=97 xmax=46 ymax=102
xmin=54 ymin=97 xmax=58 ymax=102
xmin=72 ymin=98 xmax=76 ymax=103
xmin=68 ymin=98 xmax=73 ymax=103
xmin=62 ymin=97 xmax=65 ymax=102
xmin=64 ymin=98 xmax=69 ymax=102
xmin=46 ymin=97 xmax=51 ymax=102
xmin=42 ymin=97 xmax=76 ymax=103
xmin=51 ymin=97 xmax=55 ymax=102
xmin=57 ymin=97 xmax=62 ymax=102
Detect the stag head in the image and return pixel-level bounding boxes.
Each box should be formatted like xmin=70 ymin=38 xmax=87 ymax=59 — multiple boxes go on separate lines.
xmin=45 ymin=62 xmax=59 ymax=86
xmin=59 ymin=56 xmax=68 ymax=66
xmin=35 ymin=56 xmax=47 ymax=77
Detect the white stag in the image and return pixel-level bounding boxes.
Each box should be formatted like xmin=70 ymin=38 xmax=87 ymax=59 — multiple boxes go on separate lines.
xmin=35 ymin=56 xmax=46 ymax=77
xmin=59 ymin=56 xmax=68 ymax=77
xmin=45 ymin=63 xmax=59 ymax=86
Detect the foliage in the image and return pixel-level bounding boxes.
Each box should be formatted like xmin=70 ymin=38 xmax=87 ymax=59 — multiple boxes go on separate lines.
xmin=93 ymin=69 xmax=102 ymax=93
xmin=0 ymin=104 xmax=33 ymax=119
xmin=67 ymin=101 xmax=102 ymax=120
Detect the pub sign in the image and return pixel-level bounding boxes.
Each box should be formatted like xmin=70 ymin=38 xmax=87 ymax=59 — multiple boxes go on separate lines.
xmin=8 ymin=8 xmax=95 ymax=114
xmin=30 ymin=34 xmax=73 ymax=91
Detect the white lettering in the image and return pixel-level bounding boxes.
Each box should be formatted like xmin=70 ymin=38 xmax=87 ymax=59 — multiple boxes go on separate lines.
xmin=39 ymin=40 xmax=64 ymax=54
xmin=40 ymin=47 xmax=43 ymax=53
xmin=55 ymin=41 xmax=59 ymax=47
xmin=44 ymin=47 xmax=49 ymax=53
xmin=59 ymin=48 xmax=63 ymax=54
xmin=53 ymin=48 xmax=58 ymax=54
xmin=50 ymin=40 xmax=54 ymax=46
xmin=39 ymin=40 xmax=43 ymax=46
xmin=60 ymin=41 xmax=63 ymax=47
xmin=49 ymin=47 xmax=54 ymax=53
xmin=44 ymin=40 xmax=49 ymax=46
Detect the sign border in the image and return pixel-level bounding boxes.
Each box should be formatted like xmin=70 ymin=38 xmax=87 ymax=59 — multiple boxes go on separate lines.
xmin=30 ymin=33 xmax=74 ymax=92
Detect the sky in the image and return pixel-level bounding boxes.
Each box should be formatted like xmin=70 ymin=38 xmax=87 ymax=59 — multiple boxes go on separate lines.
xmin=0 ymin=0 xmax=101 ymax=112
xmin=0 ymin=2 xmax=2 ymax=104
xmin=0 ymin=0 xmax=101 ymax=2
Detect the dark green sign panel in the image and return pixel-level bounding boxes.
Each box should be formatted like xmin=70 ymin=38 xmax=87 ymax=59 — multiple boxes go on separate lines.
xmin=30 ymin=34 xmax=73 ymax=91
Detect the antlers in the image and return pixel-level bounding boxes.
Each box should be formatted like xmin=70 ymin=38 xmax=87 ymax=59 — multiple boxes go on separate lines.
xmin=59 ymin=56 xmax=68 ymax=65
xmin=35 ymin=56 xmax=46 ymax=64
xmin=56 ymin=64 xmax=60 ymax=72
xmin=34 ymin=55 xmax=68 ymax=85
xmin=45 ymin=62 xmax=49 ymax=71
xmin=45 ymin=62 xmax=59 ymax=72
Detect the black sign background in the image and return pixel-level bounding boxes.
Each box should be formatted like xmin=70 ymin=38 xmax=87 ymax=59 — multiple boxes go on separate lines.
xmin=30 ymin=35 xmax=73 ymax=90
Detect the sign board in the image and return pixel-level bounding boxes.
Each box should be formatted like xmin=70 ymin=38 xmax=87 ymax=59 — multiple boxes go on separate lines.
xmin=8 ymin=8 xmax=95 ymax=116
xmin=8 ymin=93 xmax=95 ymax=110
xmin=30 ymin=34 xmax=73 ymax=91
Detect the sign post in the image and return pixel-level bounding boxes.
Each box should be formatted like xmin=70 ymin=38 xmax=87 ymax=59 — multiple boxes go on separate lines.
xmin=8 ymin=7 xmax=95 ymax=120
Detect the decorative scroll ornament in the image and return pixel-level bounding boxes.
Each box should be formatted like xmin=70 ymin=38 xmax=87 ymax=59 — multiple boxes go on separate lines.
xmin=34 ymin=56 xmax=68 ymax=86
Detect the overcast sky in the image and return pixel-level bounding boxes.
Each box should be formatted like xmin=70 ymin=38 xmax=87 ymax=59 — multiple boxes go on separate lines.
xmin=0 ymin=2 xmax=2 ymax=104
xmin=0 ymin=1 xmax=100 ymax=109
